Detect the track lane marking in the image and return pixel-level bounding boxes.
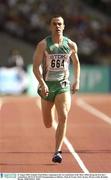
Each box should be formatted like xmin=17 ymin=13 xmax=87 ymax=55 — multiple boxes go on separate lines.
xmin=36 ymin=97 xmax=89 ymax=173
xmin=77 ymin=98 xmax=111 ymax=125
xmin=0 ymin=96 xmax=89 ymax=172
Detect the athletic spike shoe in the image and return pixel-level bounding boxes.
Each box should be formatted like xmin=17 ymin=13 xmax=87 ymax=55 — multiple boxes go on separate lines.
xmin=52 ymin=151 xmax=62 ymax=163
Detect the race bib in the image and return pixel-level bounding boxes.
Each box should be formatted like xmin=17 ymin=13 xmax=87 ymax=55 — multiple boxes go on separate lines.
xmin=48 ymin=54 xmax=69 ymax=71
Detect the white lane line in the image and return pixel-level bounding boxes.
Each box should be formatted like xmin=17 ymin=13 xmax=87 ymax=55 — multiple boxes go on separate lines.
xmin=36 ymin=98 xmax=89 ymax=173
xmin=77 ymin=98 xmax=111 ymax=125
xmin=53 ymin=120 xmax=89 ymax=173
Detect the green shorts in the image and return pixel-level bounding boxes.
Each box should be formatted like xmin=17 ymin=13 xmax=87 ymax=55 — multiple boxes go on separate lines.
xmin=38 ymin=80 xmax=70 ymax=102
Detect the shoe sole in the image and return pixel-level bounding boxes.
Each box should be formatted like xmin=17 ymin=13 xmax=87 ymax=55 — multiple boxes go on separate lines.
xmin=52 ymin=156 xmax=62 ymax=163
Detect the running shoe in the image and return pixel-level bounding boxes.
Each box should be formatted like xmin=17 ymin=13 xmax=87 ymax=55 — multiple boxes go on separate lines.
xmin=52 ymin=151 xmax=62 ymax=163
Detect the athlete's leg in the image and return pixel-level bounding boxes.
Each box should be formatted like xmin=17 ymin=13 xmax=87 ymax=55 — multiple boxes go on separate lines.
xmin=41 ymin=98 xmax=54 ymax=128
xmin=54 ymin=91 xmax=71 ymax=152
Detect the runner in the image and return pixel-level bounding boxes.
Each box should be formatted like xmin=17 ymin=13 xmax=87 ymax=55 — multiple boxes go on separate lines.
xmin=33 ymin=15 xmax=80 ymax=163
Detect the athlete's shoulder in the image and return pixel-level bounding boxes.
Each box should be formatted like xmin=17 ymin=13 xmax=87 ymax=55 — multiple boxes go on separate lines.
xmin=45 ymin=35 xmax=52 ymax=46
xmin=45 ymin=35 xmax=51 ymax=40
xmin=37 ymin=38 xmax=47 ymax=50
xmin=67 ymin=38 xmax=78 ymax=53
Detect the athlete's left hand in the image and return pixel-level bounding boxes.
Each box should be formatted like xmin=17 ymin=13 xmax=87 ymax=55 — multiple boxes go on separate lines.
xmin=71 ymin=81 xmax=79 ymax=94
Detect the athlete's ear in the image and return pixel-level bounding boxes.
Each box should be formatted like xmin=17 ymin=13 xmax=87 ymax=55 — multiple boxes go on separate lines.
xmin=63 ymin=24 xmax=65 ymax=30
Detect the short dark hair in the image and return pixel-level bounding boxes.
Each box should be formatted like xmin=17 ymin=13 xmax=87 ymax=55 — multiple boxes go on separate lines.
xmin=49 ymin=14 xmax=64 ymax=24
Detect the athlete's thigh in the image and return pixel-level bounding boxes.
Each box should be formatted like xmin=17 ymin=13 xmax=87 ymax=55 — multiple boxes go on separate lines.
xmin=41 ymin=98 xmax=54 ymax=127
xmin=55 ymin=92 xmax=71 ymax=121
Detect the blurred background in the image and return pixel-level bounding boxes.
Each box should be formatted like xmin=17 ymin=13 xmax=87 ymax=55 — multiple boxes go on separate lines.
xmin=0 ymin=0 xmax=111 ymax=96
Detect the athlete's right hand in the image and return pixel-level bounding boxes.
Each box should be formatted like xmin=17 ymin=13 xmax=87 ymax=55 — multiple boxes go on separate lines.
xmin=39 ymin=84 xmax=49 ymax=97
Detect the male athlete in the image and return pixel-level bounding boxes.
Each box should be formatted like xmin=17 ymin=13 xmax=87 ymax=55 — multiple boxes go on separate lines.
xmin=33 ymin=15 xmax=80 ymax=163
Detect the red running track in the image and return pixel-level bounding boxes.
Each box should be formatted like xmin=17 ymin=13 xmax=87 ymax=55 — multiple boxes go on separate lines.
xmin=0 ymin=94 xmax=111 ymax=173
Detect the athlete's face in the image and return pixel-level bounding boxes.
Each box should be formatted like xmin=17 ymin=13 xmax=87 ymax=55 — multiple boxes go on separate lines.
xmin=50 ymin=17 xmax=65 ymax=35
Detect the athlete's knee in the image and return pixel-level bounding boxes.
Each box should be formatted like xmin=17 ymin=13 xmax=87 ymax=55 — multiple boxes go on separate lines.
xmin=58 ymin=112 xmax=68 ymax=123
xmin=43 ymin=118 xmax=52 ymax=128
xmin=45 ymin=122 xmax=52 ymax=128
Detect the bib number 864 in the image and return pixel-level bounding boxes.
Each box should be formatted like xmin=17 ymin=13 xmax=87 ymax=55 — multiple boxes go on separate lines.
xmin=51 ymin=59 xmax=64 ymax=68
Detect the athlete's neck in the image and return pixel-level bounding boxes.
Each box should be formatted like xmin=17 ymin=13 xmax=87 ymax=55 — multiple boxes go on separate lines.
xmin=52 ymin=34 xmax=63 ymax=45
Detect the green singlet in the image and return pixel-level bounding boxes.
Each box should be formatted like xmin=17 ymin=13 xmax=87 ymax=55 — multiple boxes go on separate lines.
xmin=38 ymin=36 xmax=72 ymax=102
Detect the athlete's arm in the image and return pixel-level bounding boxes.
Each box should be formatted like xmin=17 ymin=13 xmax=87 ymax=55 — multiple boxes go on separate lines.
xmin=69 ymin=40 xmax=80 ymax=93
xmin=33 ymin=39 xmax=49 ymax=96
